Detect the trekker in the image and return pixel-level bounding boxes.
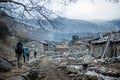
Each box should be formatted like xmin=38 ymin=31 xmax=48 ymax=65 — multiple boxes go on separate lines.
xmin=23 ymin=47 xmax=29 ymax=63
xmin=26 ymin=48 xmax=30 ymax=61
xmin=34 ymin=50 xmax=37 ymax=59
xmin=15 ymin=40 xmax=23 ymax=68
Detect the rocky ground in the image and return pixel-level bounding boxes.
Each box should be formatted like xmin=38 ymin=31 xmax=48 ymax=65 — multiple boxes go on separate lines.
xmin=0 ymin=38 xmax=120 ymax=80
xmin=0 ymin=53 xmax=101 ymax=80
xmin=1 ymin=51 xmax=120 ymax=80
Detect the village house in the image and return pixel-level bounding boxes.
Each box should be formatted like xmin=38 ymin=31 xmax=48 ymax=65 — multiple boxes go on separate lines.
xmin=41 ymin=41 xmax=49 ymax=51
xmin=41 ymin=41 xmax=55 ymax=51
xmin=25 ymin=41 xmax=44 ymax=53
xmin=89 ymin=31 xmax=120 ymax=58
xmin=25 ymin=40 xmax=55 ymax=56
xmin=53 ymin=39 xmax=70 ymax=52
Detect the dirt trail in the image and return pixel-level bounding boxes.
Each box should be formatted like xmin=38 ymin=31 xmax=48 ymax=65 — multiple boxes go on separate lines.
xmin=41 ymin=56 xmax=48 ymax=65
xmin=39 ymin=56 xmax=71 ymax=80
xmin=0 ymin=54 xmax=71 ymax=80
xmin=0 ymin=65 xmax=30 ymax=79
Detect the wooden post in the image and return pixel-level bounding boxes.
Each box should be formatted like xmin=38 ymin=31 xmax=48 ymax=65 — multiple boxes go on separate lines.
xmin=101 ymin=32 xmax=112 ymax=59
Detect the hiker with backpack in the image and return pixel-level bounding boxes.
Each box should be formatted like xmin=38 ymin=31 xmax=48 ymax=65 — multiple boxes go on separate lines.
xmin=23 ymin=47 xmax=30 ymax=63
xmin=26 ymin=48 xmax=30 ymax=61
xmin=15 ymin=39 xmax=23 ymax=68
xmin=34 ymin=50 xmax=37 ymax=59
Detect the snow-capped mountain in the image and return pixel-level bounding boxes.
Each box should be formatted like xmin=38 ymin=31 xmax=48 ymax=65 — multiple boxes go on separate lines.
xmin=33 ymin=17 xmax=120 ymax=40
xmin=1 ymin=13 xmax=120 ymax=41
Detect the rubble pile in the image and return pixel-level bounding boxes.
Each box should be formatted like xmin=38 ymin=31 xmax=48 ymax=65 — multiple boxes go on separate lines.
xmin=88 ymin=66 xmax=120 ymax=77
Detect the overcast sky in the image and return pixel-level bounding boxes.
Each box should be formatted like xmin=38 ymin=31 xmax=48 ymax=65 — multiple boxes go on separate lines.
xmin=51 ymin=0 xmax=120 ymax=21
xmin=14 ymin=0 xmax=120 ymax=21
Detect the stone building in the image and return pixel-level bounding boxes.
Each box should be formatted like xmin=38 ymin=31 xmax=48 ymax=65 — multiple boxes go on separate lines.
xmin=89 ymin=31 xmax=120 ymax=58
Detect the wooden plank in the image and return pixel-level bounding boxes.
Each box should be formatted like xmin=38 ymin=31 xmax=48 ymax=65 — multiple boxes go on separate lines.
xmin=101 ymin=32 xmax=112 ymax=59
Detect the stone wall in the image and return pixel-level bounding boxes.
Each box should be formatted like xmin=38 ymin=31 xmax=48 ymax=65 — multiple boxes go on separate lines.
xmin=91 ymin=41 xmax=120 ymax=58
xmin=92 ymin=44 xmax=104 ymax=58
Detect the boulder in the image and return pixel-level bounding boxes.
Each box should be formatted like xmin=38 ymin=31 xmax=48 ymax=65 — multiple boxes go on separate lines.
xmin=0 ymin=56 xmax=13 ymax=72
xmin=28 ymin=69 xmax=38 ymax=80
xmin=6 ymin=76 xmax=26 ymax=80
xmin=57 ymin=62 xmax=68 ymax=69
xmin=74 ymin=74 xmax=102 ymax=80
xmin=66 ymin=65 xmax=83 ymax=74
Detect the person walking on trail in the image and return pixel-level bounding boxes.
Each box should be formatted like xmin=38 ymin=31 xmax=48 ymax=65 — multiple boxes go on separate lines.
xmin=26 ymin=48 xmax=30 ymax=61
xmin=15 ymin=40 xmax=23 ymax=68
xmin=34 ymin=50 xmax=37 ymax=59
xmin=23 ymin=47 xmax=29 ymax=63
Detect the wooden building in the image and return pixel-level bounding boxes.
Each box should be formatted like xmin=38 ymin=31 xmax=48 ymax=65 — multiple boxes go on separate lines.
xmin=89 ymin=31 xmax=120 ymax=58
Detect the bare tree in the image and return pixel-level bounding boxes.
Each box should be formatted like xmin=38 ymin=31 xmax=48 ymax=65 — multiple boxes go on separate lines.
xmin=1 ymin=0 xmax=118 ymax=29
xmin=0 ymin=0 xmax=77 ymax=29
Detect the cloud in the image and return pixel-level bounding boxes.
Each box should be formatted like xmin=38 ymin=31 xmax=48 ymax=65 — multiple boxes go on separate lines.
xmin=60 ymin=0 xmax=120 ymax=20
xmin=14 ymin=0 xmax=120 ymax=21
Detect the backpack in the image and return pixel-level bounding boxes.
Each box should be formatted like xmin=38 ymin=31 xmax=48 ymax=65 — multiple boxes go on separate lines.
xmin=16 ymin=42 xmax=23 ymax=49
xmin=15 ymin=42 xmax=23 ymax=54
xmin=23 ymin=48 xmax=28 ymax=54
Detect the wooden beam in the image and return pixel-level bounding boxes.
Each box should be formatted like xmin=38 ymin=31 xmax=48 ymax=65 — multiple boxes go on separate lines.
xmin=101 ymin=32 xmax=112 ymax=59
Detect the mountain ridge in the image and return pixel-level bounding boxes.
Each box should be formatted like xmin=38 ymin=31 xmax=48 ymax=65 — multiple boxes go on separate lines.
xmin=21 ymin=17 xmax=120 ymax=40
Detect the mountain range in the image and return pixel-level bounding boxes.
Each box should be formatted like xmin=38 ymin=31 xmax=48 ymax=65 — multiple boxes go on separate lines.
xmin=24 ymin=17 xmax=120 ymax=40
xmin=1 ymin=14 xmax=120 ymax=41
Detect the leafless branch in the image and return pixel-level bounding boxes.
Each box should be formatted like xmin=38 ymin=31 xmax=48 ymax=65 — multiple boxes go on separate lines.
xmin=38 ymin=19 xmax=46 ymax=31
xmin=0 ymin=0 xmax=77 ymax=29
xmin=38 ymin=10 xmax=56 ymax=28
